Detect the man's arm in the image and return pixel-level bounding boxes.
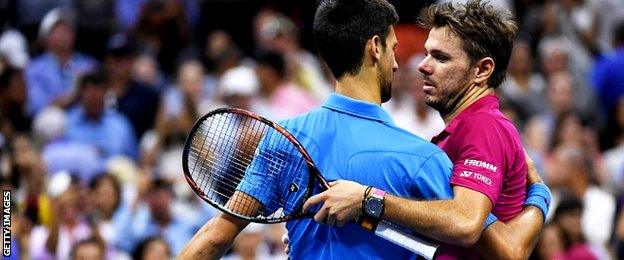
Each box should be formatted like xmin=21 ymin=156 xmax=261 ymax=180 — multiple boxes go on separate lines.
xmin=474 ymin=206 xmax=543 ymax=260
xmin=474 ymin=153 xmax=547 ymax=259
xmin=304 ymin=181 xmax=491 ymax=246
xmin=382 ymin=186 xmax=491 ymax=247
xmin=178 ymin=191 xmax=261 ymax=259
xmin=178 ymin=213 xmax=249 ymax=259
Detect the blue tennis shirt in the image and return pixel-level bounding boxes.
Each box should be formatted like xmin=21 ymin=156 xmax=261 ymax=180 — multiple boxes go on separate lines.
xmin=241 ymin=93 xmax=454 ymax=259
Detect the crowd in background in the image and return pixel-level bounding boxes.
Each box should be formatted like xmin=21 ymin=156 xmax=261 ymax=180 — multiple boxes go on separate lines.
xmin=0 ymin=0 xmax=623 ymax=259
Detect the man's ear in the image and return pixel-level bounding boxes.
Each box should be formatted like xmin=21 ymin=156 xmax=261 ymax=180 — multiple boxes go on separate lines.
xmin=367 ymin=35 xmax=383 ymax=63
xmin=473 ymin=57 xmax=495 ymax=86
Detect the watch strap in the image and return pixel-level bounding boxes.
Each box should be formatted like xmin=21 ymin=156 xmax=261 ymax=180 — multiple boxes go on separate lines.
xmin=372 ymin=188 xmax=386 ymax=198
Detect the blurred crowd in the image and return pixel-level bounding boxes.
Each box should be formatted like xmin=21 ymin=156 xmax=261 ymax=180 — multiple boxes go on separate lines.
xmin=0 ymin=0 xmax=622 ymax=259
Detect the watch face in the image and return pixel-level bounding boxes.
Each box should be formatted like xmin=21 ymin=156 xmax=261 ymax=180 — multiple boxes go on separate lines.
xmin=365 ymin=197 xmax=383 ymax=217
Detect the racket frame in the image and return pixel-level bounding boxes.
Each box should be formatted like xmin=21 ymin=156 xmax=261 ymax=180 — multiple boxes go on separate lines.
xmin=182 ymin=107 xmax=328 ymax=223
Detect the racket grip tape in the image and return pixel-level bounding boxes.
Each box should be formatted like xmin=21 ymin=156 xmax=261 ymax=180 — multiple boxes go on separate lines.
xmin=374 ymin=221 xmax=439 ymax=260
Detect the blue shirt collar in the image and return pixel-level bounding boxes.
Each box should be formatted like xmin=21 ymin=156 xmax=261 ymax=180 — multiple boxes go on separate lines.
xmin=322 ymin=93 xmax=395 ymax=125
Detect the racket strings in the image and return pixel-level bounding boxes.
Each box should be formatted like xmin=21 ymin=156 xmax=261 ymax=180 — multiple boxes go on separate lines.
xmin=186 ymin=112 xmax=310 ymax=221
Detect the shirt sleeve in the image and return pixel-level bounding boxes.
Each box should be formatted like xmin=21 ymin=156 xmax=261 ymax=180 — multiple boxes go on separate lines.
xmin=411 ymin=151 xmax=453 ymax=200
xmin=448 ymin=114 xmax=506 ymax=206
xmin=236 ymin=133 xmax=280 ymax=213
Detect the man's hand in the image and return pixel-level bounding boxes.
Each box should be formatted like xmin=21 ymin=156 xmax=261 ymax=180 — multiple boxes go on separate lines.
xmin=302 ymin=180 xmax=367 ymax=227
xmin=525 ymin=153 xmax=542 ymax=185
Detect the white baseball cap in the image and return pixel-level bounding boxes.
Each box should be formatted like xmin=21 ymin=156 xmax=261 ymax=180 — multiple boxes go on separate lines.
xmin=218 ymin=66 xmax=259 ymax=97
xmin=0 ymin=30 xmax=29 ymax=68
xmin=38 ymin=7 xmax=75 ymax=39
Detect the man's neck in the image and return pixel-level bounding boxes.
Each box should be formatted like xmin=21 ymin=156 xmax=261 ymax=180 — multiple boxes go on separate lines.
xmin=51 ymin=49 xmax=72 ymax=65
xmin=442 ymin=85 xmax=494 ymax=124
xmin=335 ymin=71 xmax=381 ymax=105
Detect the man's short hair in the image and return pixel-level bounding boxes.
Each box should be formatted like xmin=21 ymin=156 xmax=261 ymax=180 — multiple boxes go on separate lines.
xmin=78 ymin=71 xmax=109 ymax=92
xmin=70 ymin=237 xmax=104 ymax=260
xmin=614 ymin=19 xmax=624 ymax=47
xmin=419 ymin=0 xmax=518 ymax=88
xmin=313 ymin=0 xmax=398 ymax=80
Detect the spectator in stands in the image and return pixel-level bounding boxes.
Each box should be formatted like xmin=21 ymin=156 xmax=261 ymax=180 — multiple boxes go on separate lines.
xmin=218 ymin=66 xmax=260 ymax=111
xmin=500 ymin=38 xmax=547 ymax=123
xmin=65 ymin=71 xmax=137 ymax=161
xmin=34 ymin=106 xmax=102 ymax=182
xmin=29 ymin=173 xmax=93 ymax=259
xmin=252 ymin=51 xmax=317 ymax=120
xmin=70 ymin=238 xmax=105 ymax=260
xmin=132 ymin=236 xmax=171 ymax=260
xmin=25 ymin=7 xmax=97 ymax=115
xmin=532 ymin=222 xmax=565 ymax=260
xmin=223 ymin=223 xmax=279 ymax=260
xmin=550 ymin=196 xmax=601 ymax=259
xmin=104 ymin=33 xmax=160 ymax=140
xmin=88 ymin=174 xmax=130 ymax=259
xmin=0 ymin=67 xmax=31 ymax=137
xmin=130 ymin=0 xmax=190 ymax=76
xmin=548 ymin=143 xmax=615 ymax=256
xmin=116 ymin=179 xmax=194 ymax=254
xmin=592 ymin=20 xmax=624 ymax=150
xmin=603 ymin=96 xmax=624 ymax=194
xmin=253 ymin=11 xmax=331 ymax=101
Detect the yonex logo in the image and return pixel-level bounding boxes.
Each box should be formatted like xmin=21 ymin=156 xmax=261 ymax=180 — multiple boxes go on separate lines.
xmin=460 ymin=171 xmax=473 ymax=177
xmin=463 ymin=159 xmax=498 ymax=172
xmin=458 ymin=171 xmax=492 ymax=186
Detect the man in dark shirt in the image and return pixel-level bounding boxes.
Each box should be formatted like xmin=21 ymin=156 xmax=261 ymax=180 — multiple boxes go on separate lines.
xmin=103 ymin=34 xmax=160 ymax=140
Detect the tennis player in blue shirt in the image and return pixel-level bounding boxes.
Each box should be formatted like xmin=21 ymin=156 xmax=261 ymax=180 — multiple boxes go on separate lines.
xmin=179 ymin=0 xmax=543 ymax=258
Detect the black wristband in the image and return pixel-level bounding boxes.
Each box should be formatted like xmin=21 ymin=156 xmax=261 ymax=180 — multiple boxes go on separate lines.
xmin=362 ymin=185 xmax=373 ymax=212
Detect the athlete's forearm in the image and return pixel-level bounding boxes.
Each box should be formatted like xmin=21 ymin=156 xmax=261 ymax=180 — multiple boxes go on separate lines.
xmin=178 ymin=213 xmax=248 ymax=259
xmin=382 ymin=191 xmax=488 ymax=247
xmin=474 ymin=206 xmax=543 ymax=260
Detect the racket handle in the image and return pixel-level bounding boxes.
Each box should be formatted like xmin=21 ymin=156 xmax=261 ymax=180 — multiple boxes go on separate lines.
xmin=374 ymin=220 xmax=439 ymax=260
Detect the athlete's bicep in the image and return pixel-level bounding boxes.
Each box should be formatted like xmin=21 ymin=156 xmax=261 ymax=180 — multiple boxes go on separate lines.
xmin=452 ymin=185 xmax=493 ymax=226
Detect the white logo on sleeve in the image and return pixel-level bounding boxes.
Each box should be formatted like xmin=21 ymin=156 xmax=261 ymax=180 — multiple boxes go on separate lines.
xmin=459 ymin=171 xmax=492 ymax=186
xmin=460 ymin=171 xmax=473 ymax=177
xmin=463 ymin=159 xmax=498 ymax=172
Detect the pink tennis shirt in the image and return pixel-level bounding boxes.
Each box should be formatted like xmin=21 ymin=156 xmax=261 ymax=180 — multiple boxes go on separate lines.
xmin=433 ymin=94 xmax=527 ymax=259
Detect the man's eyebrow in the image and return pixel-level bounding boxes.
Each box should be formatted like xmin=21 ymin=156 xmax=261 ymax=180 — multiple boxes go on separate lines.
xmin=428 ymin=49 xmax=451 ymax=57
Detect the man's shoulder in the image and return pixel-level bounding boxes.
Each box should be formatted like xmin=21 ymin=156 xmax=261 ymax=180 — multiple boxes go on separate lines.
xmin=278 ymin=107 xmax=326 ymax=130
xmin=26 ymin=54 xmax=54 ymax=72
xmin=456 ymin=110 xmax=519 ymax=136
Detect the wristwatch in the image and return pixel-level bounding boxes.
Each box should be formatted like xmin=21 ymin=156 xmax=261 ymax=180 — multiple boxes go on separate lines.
xmin=363 ymin=188 xmax=386 ymax=219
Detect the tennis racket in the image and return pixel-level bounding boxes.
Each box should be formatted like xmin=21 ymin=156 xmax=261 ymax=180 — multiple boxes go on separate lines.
xmin=182 ymin=107 xmax=439 ymax=259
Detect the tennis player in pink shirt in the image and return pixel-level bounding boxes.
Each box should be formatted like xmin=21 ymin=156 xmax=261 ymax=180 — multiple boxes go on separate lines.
xmin=304 ymin=0 xmax=551 ymax=258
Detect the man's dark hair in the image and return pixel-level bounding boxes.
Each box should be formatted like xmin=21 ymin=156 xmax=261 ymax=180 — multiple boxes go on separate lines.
xmin=313 ymin=0 xmax=398 ymax=80
xmin=419 ymin=0 xmax=518 ymax=88
xmin=133 ymin=236 xmax=170 ymax=259
xmin=615 ymin=19 xmax=624 ymax=47
xmin=0 ymin=67 xmax=20 ymax=91
xmin=89 ymin=174 xmax=122 ymax=211
xmin=78 ymin=71 xmax=110 ymax=91
xmin=256 ymin=51 xmax=286 ymax=79
xmin=70 ymin=237 xmax=104 ymax=260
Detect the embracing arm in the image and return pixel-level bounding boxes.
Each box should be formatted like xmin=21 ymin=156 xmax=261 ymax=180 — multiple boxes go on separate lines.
xmin=382 ymin=186 xmax=491 ymax=247
xmin=474 ymin=206 xmax=543 ymax=260
xmin=178 ymin=213 xmax=248 ymax=259
xmin=473 ymin=155 xmax=548 ymax=260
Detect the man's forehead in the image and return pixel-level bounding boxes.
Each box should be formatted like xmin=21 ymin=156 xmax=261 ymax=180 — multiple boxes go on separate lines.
xmin=424 ymin=27 xmax=462 ymax=51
